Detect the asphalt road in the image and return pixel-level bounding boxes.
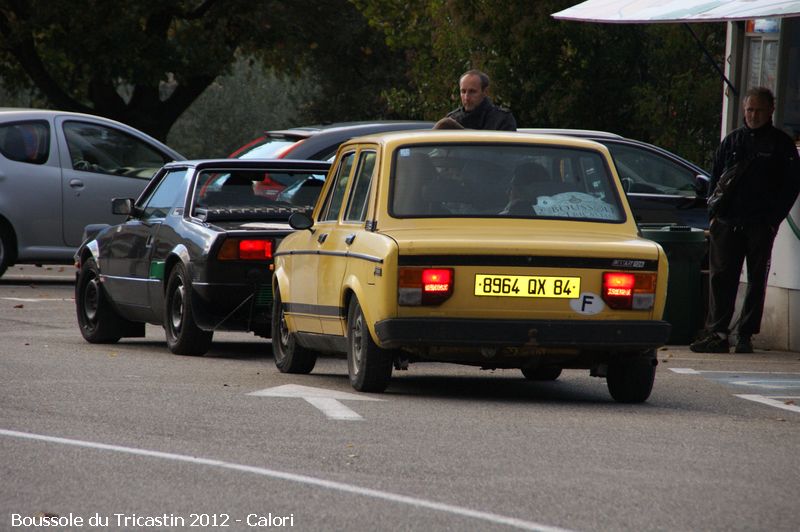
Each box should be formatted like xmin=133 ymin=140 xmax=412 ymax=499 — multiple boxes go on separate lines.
xmin=1 ymin=265 xmax=799 ymax=531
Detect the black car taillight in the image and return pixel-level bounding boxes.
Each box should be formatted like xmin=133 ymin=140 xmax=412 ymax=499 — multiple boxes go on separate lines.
xmin=218 ymin=238 xmax=274 ymax=260
xmin=398 ymin=267 xmax=454 ymax=305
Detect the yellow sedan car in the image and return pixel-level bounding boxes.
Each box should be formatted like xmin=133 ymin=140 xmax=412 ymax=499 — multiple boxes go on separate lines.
xmin=271 ymin=131 xmax=670 ymax=403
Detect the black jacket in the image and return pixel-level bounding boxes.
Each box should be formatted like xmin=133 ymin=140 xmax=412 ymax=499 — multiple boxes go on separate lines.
xmin=710 ymin=121 xmax=800 ymax=227
xmin=447 ymin=97 xmax=517 ymax=131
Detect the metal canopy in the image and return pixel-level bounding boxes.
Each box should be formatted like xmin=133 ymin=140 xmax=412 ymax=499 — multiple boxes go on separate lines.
xmin=552 ymin=0 xmax=800 ymax=23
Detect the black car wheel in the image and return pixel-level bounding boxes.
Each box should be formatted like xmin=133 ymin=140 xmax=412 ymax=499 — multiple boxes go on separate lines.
xmin=271 ymin=288 xmax=316 ymax=373
xmin=606 ymin=353 xmax=657 ymax=403
xmin=0 ymin=224 xmax=12 ymax=277
xmin=75 ymin=257 xmax=125 ymax=343
xmin=521 ymin=366 xmax=563 ymax=381
xmin=347 ymin=298 xmax=393 ymax=393
xmin=164 ymin=263 xmax=212 ymax=355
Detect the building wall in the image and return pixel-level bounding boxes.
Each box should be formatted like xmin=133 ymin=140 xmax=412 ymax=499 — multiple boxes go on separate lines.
xmin=736 ymin=284 xmax=799 ymax=351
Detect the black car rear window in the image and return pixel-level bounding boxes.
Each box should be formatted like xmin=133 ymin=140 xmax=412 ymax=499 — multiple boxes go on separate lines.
xmin=193 ymin=168 xmax=326 ymax=221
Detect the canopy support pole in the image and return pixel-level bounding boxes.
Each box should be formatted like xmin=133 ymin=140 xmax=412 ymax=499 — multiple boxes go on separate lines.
xmin=683 ymin=23 xmax=738 ymax=97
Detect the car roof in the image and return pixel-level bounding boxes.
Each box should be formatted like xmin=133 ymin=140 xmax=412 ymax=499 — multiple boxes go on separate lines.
xmin=519 ymin=127 xmax=708 ymax=176
xmin=518 ymin=128 xmax=624 ymax=139
xmin=0 ymin=107 xmax=142 ymax=128
xmin=162 ymin=158 xmax=331 ymax=171
xmin=267 ymin=120 xmax=434 ymax=137
xmin=340 ymin=129 xmax=611 ymax=151
xmin=269 ymin=121 xmax=435 ymax=160
xmin=232 ymin=120 xmax=436 ymax=160
xmin=0 ymin=107 xmax=185 ymax=161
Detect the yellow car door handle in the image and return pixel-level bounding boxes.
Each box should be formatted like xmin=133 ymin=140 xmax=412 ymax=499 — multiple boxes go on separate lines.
xmin=317 ymin=233 xmax=328 ymax=244
xmin=345 ymin=234 xmax=356 ymax=245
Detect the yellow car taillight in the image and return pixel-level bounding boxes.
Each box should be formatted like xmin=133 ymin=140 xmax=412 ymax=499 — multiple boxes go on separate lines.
xmin=218 ymin=238 xmax=274 ymax=260
xmin=602 ymin=272 xmax=657 ymax=310
xmin=398 ymin=267 xmax=454 ymax=305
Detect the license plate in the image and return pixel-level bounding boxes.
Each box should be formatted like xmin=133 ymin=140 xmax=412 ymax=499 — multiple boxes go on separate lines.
xmin=474 ymin=274 xmax=581 ymax=298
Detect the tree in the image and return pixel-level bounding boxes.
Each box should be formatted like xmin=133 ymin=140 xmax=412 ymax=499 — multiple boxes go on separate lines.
xmin=167 ymin=57 xmax=320 ymax=158
xmin=354 ymin=0 xmax=725 ymax=166
xmin=0 ymin=0 xmax=411 ymax=142
xmin=0 ymin=0 xmax=285 ymax=140
xmin=250 ymin=0 xmax=411 ymax=123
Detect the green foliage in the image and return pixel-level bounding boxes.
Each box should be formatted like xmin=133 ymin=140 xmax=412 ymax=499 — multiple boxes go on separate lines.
xmin=167 ymin=57 xmax=320 ymax=159
xmin=0 ymin=0 xmax=727 ymax=166
xmin=252 ymin=0 xmax=411 ymax=122
xmin=0 ymin=0 xmax=303 ymax=139
xmin=355 ymin=0 xmax=725 ymax=167
xmin=0 ymin=0 xmax=410 ymax=142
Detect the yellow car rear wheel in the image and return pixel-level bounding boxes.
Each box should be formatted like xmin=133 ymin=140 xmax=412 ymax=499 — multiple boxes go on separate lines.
xmin=347 ymin=298 xmax=393 ymax=392
xmin=606 ymin=354 xmax=657 ymax=403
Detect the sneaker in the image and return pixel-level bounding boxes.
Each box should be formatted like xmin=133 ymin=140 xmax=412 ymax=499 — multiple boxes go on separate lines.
xmin=690 ymin=333 xmax=730 ymax=353
xmin=735 ymin=336 xmax=753 ymax=354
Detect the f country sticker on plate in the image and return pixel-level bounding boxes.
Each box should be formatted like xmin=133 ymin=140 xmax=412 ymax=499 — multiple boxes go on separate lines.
xmin=474 ymin=274 xmax=580 ymax=298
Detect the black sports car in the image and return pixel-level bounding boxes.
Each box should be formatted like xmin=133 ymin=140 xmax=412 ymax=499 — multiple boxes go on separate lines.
xmin=74 ymin=158 xmax=330 ymax=355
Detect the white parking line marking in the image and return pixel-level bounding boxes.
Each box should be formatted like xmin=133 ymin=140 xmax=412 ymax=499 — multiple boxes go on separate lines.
xmin=670 ymin=369 xmax=800 ymax=375
xmin=2 ymin=297 xmax=73 ymax=302
xmin=735 ymin=395 xmax=800 ymax=413
xmin=669 ymin=368 xmax=701 ymax=374
xmin=729 ymin=379 xmax=800 ymax=390
xmin=0 ymin=428 xmax=573 ymax=532
xmin=670 ymin=368 xmax=800 ymax=414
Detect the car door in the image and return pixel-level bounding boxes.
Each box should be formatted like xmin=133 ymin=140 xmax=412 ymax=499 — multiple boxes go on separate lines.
xmin=316 ymin=148 xmax=377 ymax=335
xmin=57 ymin=117 xmax=175 ymax=247
xmin=0 ymin=119 xmax=61 ymax=255
xmin=600 ymin=140 xmax=709 ymax=228
xmin=100 ymin=168 xmax=189 ymax=314
xmin=285 ymin=151 xmax=356 ymax=334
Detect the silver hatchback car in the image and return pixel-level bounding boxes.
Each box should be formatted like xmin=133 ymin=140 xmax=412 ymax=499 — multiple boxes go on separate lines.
xmin=0 ymin=109 xmax=184 ymax=277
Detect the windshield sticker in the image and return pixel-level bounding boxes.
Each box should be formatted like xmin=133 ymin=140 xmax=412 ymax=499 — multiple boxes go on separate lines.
xmin=399 ymin=148 xmax=411 ymax=157
xmin=533 ymin=192 xmax=619 ymax=221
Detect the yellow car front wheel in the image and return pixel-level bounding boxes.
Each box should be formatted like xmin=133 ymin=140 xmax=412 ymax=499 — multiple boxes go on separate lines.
xmin=272 ymin=289 xmax=317 ymax=374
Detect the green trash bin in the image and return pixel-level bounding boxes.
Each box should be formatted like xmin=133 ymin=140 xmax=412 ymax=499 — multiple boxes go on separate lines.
xmin=640 ymin=224 xmax=707 ymax=344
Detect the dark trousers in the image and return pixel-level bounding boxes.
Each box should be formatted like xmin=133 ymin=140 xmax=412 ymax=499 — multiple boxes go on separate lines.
xmin=706 ymin=219 xmax=776 ymax=337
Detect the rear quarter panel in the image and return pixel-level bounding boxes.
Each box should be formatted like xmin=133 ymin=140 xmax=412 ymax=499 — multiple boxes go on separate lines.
xmin=340 ymin=231 xmax=399 ymax=337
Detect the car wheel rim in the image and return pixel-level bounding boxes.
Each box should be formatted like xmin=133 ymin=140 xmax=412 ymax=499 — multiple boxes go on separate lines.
xmin=83 ymin=277 xmax=100 ymax=323
xmin=351 ymin=312 xmax=364 ymax=376
xmin=279 ymin=307 xmax=290 ymax=351
xmin=170 ymin=283 xmax=185 ymax=333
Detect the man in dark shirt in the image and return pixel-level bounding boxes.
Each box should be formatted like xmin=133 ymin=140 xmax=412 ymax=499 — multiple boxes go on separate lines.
xmin=446 ymin=69 xmax=517 ymax=131
xmin=691 ymin=87 xmax=800 ymax=354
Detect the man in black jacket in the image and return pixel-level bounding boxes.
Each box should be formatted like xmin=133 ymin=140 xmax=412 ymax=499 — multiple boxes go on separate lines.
xmin=446 ymin=70 xmax=517 ymax=131
xmin=691 ymin=87 xmax=800 ymax=353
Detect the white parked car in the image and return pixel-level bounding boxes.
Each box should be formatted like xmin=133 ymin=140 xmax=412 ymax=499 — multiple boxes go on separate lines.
xmin=0 ymin=108 xmax=184 ymax=276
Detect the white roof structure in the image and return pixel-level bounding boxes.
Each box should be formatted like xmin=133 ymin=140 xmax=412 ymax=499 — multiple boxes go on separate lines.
xmin=552 ymin=0 xmax=800 ymax=23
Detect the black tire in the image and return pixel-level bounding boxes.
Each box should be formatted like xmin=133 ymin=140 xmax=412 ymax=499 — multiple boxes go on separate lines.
xmin=521 ymin=366 xmax=563 ymax=381
xmin=0 ymin=224 xmax=12 ymax=278
xmin=606 ymin=354 xmax=657 ymax=403
xmin=272 ymin=288 xmax=317 ymax=373
xmin=164 ymin=263 xmax=213 ymax=355
xmin=75 ymin=257 xmax=125 ymax=343
xmin=347 ymin=298 xmax=393 ymax=392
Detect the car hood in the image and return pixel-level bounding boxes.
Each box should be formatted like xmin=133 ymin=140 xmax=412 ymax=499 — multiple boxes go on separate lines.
xmin=379 ymin=225 xmax=661 ymax=260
